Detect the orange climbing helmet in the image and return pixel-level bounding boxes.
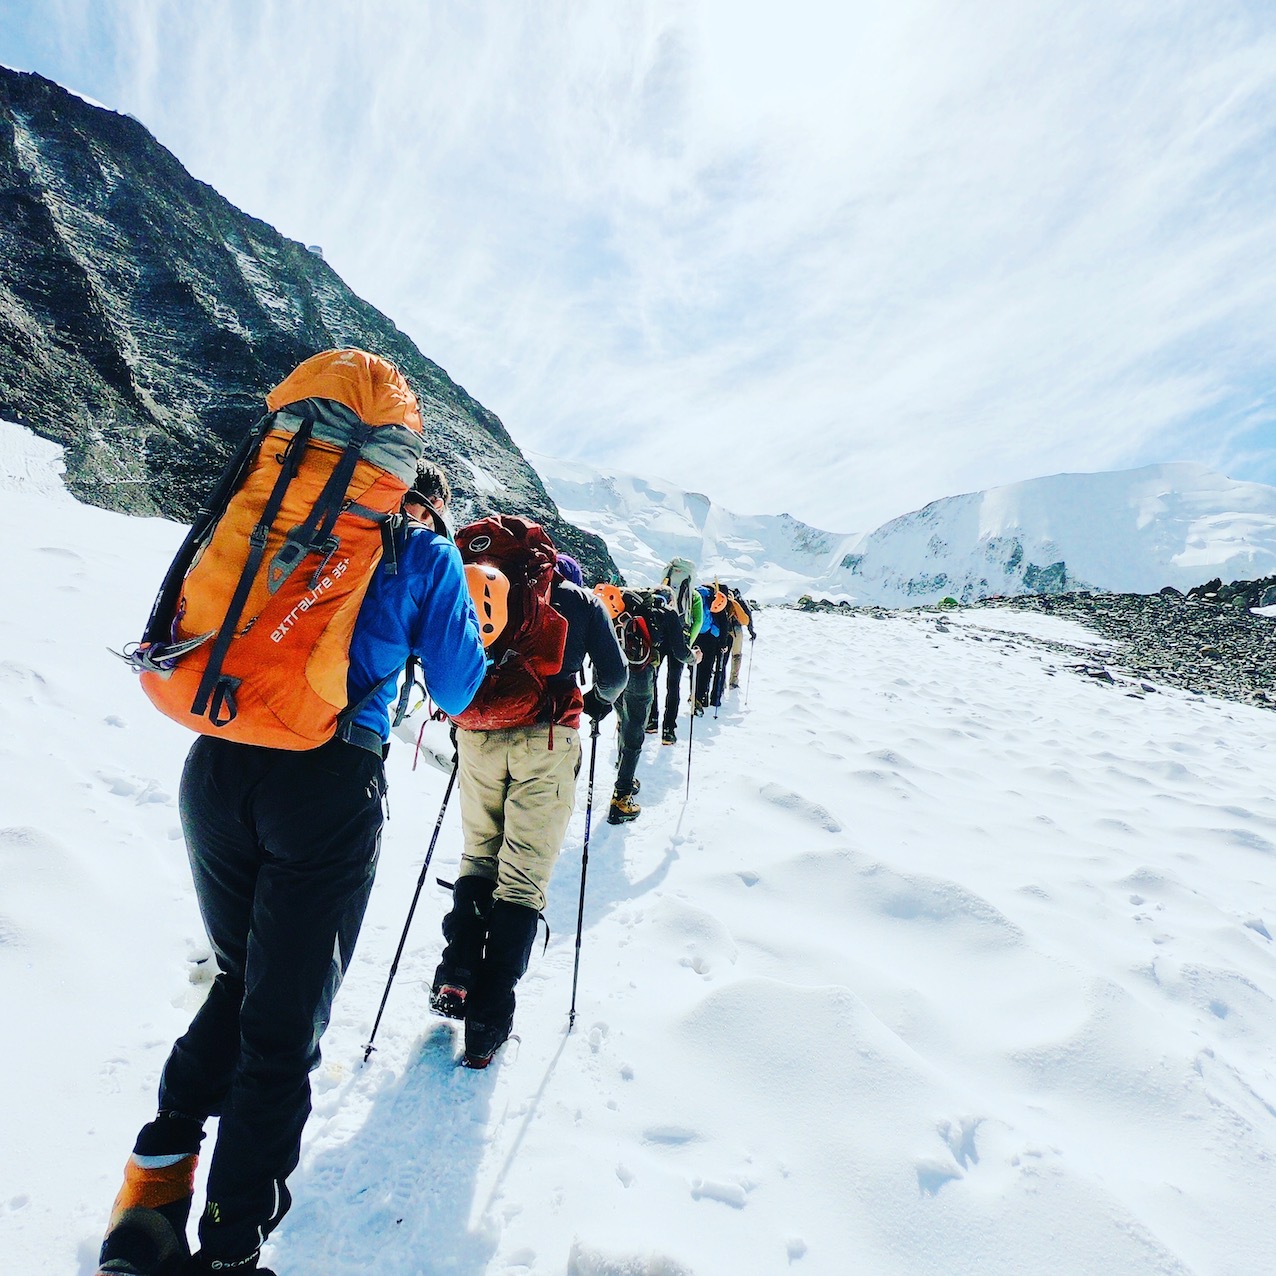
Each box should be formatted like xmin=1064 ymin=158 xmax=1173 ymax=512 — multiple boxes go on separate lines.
xmin=593 ymin=582 xmax=625 ymax=620
xmin=466 ymin=563 xmax=510 ymax=648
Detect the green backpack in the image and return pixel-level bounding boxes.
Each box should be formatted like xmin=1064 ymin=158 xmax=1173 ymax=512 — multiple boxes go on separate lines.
xmin=661 ymin=557 xmax=701 ymax=639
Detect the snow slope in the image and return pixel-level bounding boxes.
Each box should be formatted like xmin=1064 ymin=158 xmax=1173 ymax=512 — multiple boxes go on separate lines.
xmin=534 ymin=453 xmax=1276 ymax=606
xmin=4 ymin=420 xmax=1276 ymax=1274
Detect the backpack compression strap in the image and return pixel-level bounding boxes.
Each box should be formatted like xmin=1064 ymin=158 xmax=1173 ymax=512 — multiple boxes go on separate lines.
xmin=265 ymin=401 xmax=374 ymax=594
xmin=190 ymin=415 xmax=316 ymax=726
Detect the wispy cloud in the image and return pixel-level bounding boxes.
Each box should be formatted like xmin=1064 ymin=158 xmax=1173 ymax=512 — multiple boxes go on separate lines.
xmin=4 ymin=0 xmax=1276 ymax=529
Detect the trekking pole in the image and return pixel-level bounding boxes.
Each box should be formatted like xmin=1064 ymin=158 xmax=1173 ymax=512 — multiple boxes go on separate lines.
xmin=568 ymin=718 xmax=601 ymax=1031
xmin=363 ymin=760 xmax=458 ymax=1062
xmin=745 ymin=639 xmax=754 ymax=706
xmin=686 ymin=659 xmax=696 ymax=801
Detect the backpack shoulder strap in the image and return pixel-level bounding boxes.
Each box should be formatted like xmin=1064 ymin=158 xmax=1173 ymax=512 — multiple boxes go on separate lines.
xmin=190 ymin=413 xmax=317 ymax=722
xmin=139 ymin=416 xmax=270 ymax=649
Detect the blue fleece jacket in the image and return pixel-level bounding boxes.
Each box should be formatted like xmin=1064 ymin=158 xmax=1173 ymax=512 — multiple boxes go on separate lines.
xmin=697 ymin=585 xmax=721 ymax=639
xmin=346 ymin=524 xmax=486 ymax=739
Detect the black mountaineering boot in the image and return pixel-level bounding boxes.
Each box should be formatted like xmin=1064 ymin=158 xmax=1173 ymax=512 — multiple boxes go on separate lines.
xmin=463 ymin=900 xmax=540 ymax=1068
xmin=97 ymin=1113 xmax=204 ymax=1276
xmin=431 ymin=875 xmax=496 ymax=1020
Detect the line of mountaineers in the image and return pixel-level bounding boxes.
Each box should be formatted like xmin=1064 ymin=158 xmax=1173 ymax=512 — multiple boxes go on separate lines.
xmin=94 ymin=349 xmax=756 ymax=1276
xmin=592 ymin=563 xmax=755 ymax=825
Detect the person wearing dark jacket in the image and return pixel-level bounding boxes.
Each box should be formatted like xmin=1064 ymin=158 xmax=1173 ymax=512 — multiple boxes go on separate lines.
xmin=99 ymin=461 xmax=486 ymax=1276
xmin=433 ymin=572 xmax=627 ymax=1067
xmin=646 ymin=581 xmax=704 ymax=745
xmin=608 ymin=589 xmax=698 ymax=824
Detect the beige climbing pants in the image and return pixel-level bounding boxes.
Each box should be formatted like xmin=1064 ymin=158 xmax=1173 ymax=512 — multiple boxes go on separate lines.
xmin=455 ymin=723 xmax=582 ymax=911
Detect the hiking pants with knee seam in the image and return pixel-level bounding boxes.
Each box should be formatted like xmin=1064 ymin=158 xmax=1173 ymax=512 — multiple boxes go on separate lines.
xmin=615 ymin=665 xmax=655 ymax=797
xmin=157 ymin=734 xmax=384 ymax=1264
xmin=455 ymin=723 xmax=582 ymax=912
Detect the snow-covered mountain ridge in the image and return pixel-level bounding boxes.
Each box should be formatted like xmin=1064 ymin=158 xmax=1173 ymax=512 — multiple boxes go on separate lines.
xmin=533 ymin=454 xmax=1276 ymax=605
xmin=528 ymin=451 xmax=860 ymax=603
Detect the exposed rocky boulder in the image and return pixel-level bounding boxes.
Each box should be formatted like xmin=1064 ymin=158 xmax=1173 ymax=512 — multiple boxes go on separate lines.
xmin=1181 ymin=575 xmax=1276 ymax=609
xmin=0 ymin=67 xmax=615 ymax=579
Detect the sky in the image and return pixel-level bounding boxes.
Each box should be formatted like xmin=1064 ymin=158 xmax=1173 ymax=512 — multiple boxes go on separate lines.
xmin=5 ymin=419 xmax=1276 ymax=1273
xmin=3 ymin=0 xmax=1276 ymax=530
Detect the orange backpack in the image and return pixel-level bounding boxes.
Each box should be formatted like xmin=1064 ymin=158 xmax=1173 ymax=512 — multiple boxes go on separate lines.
xmin=123 ymin=349 xmax=424 ymax=749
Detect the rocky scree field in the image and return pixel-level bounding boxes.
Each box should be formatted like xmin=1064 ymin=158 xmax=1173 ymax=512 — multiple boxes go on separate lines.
xmin=792 ymin=576 xmax=1276 ymax=712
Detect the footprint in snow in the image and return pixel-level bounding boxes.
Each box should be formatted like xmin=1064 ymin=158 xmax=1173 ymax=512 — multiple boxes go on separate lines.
xmin=97 ymin=771 xmax=173 ymax=805
xmin=759 ymin=783 xmax=841 ymax=833
xmin=939 ymin=1116 xmax=982 ymax=1168
xmin=641 ymin=1125 xmax=700 ymax=1146
xmin=916 ymin=1160 xmax=962 ymax=1196
xmin=689 ymin=1176 xmax=752 ymax=1208
xmin=36 ymin=545 xmax=84 ymax=562
xmin=916 ymin=1116 xmax=983 ymax=1195
xmin=0 ymin=660 xmax=53 ymax=704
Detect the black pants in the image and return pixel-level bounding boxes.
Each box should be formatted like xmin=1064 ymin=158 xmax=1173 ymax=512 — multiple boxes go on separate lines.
xmin=158 ymin=735 xmax=385 ymax=1262
xmin=694 ymin=632 xmax=725 ymax=705
xmin=647 ymin=656 xmax=688 ymax=733
xmin=615 ymin=664 xmax=655 ymax=796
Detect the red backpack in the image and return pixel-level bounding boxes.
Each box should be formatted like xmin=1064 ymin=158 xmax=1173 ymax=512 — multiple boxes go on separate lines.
xmin=449 ymin=516 xmax=572 ymax=730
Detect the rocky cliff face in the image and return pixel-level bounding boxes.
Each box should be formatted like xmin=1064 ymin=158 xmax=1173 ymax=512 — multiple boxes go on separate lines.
xmin=0 ymin=67 xmax=614 ymax=578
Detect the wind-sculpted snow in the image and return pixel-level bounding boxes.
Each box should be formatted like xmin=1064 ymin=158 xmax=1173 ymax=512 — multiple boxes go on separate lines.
xmin=5 ymin=425 xmax=1276 ymax=1273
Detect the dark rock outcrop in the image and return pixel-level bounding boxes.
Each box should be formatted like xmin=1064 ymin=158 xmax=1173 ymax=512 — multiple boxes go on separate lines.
xmin=976 ymin=587 xmax=1276 ymax=709
xmin=0 ymin=68 xmax=615 ymax=580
